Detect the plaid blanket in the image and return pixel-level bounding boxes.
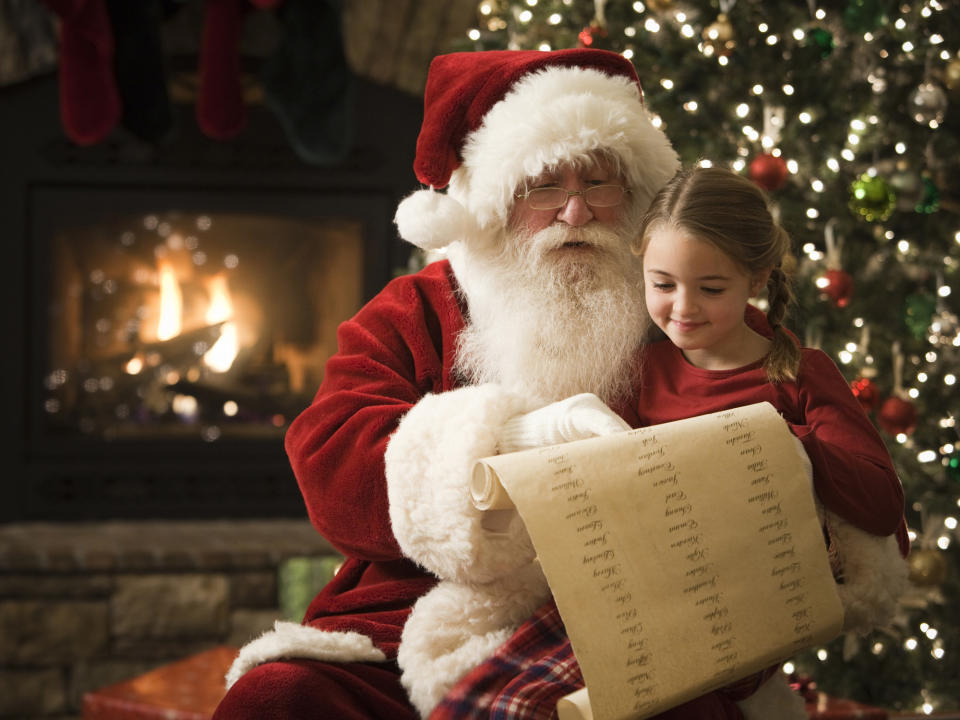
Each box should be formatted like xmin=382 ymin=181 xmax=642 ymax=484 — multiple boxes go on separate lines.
xmin=430 ymin=599 xmax=761 ymax=720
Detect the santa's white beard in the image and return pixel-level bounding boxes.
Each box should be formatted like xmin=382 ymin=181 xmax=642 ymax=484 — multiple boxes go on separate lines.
xmin=453 ymin=221 xmax=648 ymax=406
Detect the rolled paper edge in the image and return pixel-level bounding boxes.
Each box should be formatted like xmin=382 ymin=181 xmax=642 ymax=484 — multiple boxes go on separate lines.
xmin=556 ymin=687 xmax=592 ymax=720
xmin=470 ymin=461 xmax=515 ymax=510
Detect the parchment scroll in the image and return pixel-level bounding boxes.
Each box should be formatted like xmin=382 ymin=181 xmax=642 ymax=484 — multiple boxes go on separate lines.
xmin=473 ymin=402 xmax=844 ymax=720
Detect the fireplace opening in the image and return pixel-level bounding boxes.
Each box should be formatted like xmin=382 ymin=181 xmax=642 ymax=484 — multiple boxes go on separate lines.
xmin=24 ymin=185 xmax=392 ymax=520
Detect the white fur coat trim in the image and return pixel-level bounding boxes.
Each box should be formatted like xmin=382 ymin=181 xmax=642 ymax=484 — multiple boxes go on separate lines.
xmin=398 ymin=563 xmax=551 ymax=718
xmin=826 ymin=509 xmax=908 ymax=635
xmin=735 ymin=671 xmax=808 ymax=720
xmin=224 ymin=621 xmax=386 ymax=689
xmin=385 ymin=383 xmax=537 ymax=585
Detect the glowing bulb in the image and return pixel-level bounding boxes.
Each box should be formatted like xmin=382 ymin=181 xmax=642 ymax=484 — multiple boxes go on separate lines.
xmin=736 ymin=103 xmax=749 ymax=118
xmin=467 ymin=28 xmax=481 ymax=40
xmin=905 ymin=637 xmax=918 ymax=651
xmin=918 ymin=450 xmax=936 ymax=463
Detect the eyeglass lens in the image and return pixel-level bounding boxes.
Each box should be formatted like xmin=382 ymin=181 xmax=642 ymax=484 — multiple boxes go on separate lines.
xmin=526 ymin=185 xmax=626 ymax=210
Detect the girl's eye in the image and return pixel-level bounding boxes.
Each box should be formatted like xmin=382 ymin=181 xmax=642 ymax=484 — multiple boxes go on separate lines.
xmin=652 ymin=282 xmax=674 ymax=291
xmin=702 ymin=287 xmax=725 ymax=295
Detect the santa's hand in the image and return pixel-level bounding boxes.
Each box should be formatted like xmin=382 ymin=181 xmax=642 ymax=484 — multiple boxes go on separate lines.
xmin=498 ymin=393 xmax=631 ymax=454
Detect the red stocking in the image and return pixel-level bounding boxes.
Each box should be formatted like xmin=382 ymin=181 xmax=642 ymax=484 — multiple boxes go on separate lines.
xmin=196 ymin=0 xmax=249 ymax=140
xmin=41 ymin=0 xmax=121 ymax=145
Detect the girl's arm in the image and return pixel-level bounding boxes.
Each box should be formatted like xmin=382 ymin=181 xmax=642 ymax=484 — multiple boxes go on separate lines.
xmin=790 ymin=349 xmax=909 ymax=555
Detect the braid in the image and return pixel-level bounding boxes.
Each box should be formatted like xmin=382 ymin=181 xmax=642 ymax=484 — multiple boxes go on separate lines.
xmin=763 ymin=256 xmax=801 ymax=382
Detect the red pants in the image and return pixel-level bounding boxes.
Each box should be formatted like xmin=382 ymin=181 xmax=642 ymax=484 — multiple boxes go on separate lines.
xmin=212 ymin=659 xmax=418 ymax=720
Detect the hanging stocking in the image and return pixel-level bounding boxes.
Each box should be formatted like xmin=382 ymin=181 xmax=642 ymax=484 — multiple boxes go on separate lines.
xmin=261 ymin=0 xmax=354 ymax=165
xmin=104 ymin=0 xmax=174 ymax=143
xmin=41 ymin=0 xmax=121 ymax=145
xmin=196 ymin=0 xmax=249 ymax=140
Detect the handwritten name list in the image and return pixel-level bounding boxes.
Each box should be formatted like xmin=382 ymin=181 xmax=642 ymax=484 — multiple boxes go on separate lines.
xmin=474 ymin=402 xmax=843 ymax=720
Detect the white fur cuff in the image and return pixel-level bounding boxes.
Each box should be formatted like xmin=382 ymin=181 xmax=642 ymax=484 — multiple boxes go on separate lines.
xmin=225 ymin=621 xmax=386 ymax=689
xmin=385 ymin=384 xmax=534 ymax=584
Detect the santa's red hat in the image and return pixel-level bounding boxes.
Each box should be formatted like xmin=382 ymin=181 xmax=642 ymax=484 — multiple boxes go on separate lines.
xmin=395 ymin=48 xmax=679 ymax=251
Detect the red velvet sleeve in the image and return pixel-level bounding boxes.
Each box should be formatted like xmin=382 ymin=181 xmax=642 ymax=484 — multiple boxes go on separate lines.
xmin=283 ymin=263 xmax=463 ymax=562
xmin=789 ymin=349 xmax=909 ymax=555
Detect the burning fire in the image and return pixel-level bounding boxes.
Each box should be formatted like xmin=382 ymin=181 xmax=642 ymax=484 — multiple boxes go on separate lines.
xmin=151 ymin=262 xmax=240 ymax=374
xmin=156 ymin=260 xmax=182 ymax=341
xmin=203 ymin=273 xmax=239 ymax=373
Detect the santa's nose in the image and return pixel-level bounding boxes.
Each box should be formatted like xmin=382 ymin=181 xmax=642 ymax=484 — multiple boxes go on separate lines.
xmin=555 ymin=192 xmax=594 ymax=227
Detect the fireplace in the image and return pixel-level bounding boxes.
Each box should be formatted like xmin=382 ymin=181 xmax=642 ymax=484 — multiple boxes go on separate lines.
xmin=2 ymin=73 xmax=423 ymax=522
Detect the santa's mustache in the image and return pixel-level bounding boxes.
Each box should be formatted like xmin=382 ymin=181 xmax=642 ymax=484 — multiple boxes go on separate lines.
xmin=519 ymin=222 xmax=626 ymax=260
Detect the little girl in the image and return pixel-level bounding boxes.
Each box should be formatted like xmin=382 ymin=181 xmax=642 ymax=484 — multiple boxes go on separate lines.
xmin=634 ymin=165 xmax=910 ymax=718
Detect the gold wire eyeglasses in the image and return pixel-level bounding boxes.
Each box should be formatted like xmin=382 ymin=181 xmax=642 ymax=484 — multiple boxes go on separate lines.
xmin=514 ymin=185 xmax=631 ymax=210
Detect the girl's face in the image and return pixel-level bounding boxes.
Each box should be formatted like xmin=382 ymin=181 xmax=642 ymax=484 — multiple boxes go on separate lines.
xmin=642 ymin=225 xmax=769 ymax=369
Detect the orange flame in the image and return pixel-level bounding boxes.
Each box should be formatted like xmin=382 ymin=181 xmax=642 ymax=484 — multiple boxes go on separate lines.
xmin=203 ymin=273 xmax=239 ymax=373
xmin=156 ymin=260 xmax=182 ymax=341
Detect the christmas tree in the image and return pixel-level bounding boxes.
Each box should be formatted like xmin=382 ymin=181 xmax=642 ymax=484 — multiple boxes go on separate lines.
xmin=448 ymin=0 xmax=960 ymax=713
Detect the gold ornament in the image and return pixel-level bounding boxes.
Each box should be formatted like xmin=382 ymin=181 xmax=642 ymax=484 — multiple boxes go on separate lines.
xmin=908 ymin=547 xmax=948 ymax=587
xmin=944 ymin=58 xmax=960 ymax=96
xmin=702 ymin=13 xmax=735 ymax=56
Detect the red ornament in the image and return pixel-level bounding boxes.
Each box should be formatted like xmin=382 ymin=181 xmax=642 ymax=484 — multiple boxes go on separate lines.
xmin=877 ymin=396 xmax=917 ymax=435
xmin=578 ymin=22 xmax=608 ymax=47
xmin=821 ymin=268 xmax=854 ymax=307
xmin=850 ymin=376 xmax=879 ymax=411
xmin=749 ymin=153 xmax=788 ymax=191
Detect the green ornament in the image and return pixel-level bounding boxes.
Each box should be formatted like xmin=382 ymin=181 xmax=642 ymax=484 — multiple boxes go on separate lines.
xmin=948 ymin=454 xmax=960 ymax=482
xmin=843 ymin=0 xmax=886 ymax=33
xmin=807 ymin=27 xmax=835 ymax=58
xmin=848 ymin=172 xmax=896 ymax=222
xmin=915 ymin=175 xmax=940 ymax=214
xmin=905 ymin=293 xmax=937 ymax=338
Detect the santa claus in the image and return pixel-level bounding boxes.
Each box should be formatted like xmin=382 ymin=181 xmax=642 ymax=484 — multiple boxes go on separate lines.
xmin=213 ymin=49 xmax=907 ymax=720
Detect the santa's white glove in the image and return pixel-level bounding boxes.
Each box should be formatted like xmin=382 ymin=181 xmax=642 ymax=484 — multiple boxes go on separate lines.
xmin=497 ymin=393 xmax=631 ymax=454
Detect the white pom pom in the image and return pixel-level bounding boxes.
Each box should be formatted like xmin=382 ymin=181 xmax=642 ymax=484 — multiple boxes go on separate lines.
xmin=394 ymin=190 xmax=477 ymax=251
